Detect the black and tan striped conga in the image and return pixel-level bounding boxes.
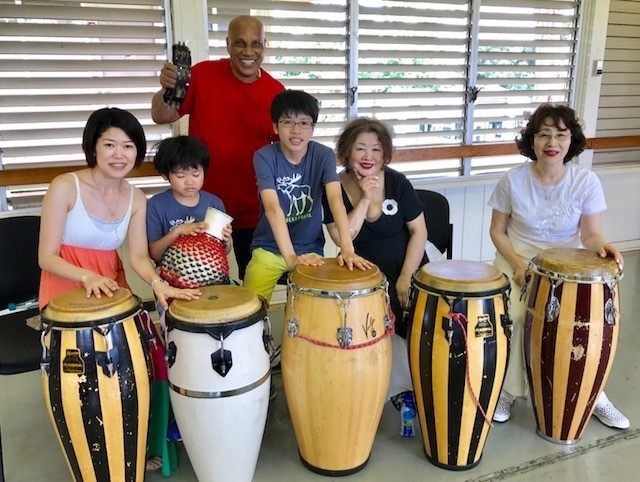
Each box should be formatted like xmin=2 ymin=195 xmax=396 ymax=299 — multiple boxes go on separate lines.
xmin=408 ymin=260 xmax=511 ymax=470
xmin=524 ymin=248 xmax=622 ymax=444
xmin=282 ymin=259 xmax=392 ymax=476
xmin=41 ymin=288 xmax=152 ymax=482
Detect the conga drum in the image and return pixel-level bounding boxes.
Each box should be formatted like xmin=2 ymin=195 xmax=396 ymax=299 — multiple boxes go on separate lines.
xmin=408 ymin=261 xmax=511 ymax=470
xmin=282 ymin=259 xmax=392 ymax=476
xmin=40 ymin=288 xmax=152 ymax=482
xmin=165 ymin=285 xmax=270 ymax=481
xmin=524 ymin=248 xmax=622 ymax=444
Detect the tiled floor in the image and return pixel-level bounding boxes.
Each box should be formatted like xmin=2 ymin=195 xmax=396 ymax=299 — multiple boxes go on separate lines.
xmin=2 ymin=251 xmax=638 ymax=481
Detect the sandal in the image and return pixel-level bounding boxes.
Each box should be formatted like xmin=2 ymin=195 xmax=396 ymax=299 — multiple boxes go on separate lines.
xmin=146 ymin=456 xmax=163 ymax=472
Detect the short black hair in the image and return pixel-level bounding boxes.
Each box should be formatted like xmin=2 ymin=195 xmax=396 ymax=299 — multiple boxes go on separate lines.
xmin=270 ymin=90 xmax=319 ymax=124
xmin=516 ymin=103 xmax=586 ymax=163
xmin=82 ymin=108 xmax=146 ymax=167
xmin=152 ymin=136 xmax=210 ymax=178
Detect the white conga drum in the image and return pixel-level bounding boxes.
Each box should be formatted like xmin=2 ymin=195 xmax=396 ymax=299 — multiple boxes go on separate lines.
xmin=408 ymin=261 xmax=511 ymax=470
xmin=165 ymin=285 xmax=270 ymax=481
xmin=524 ymin=248 xmax=622 ymax=444
xmin=41 ymin=288 xmax=152 ymax=482
xmin=282 ymin=259 xmax=392 ymax=476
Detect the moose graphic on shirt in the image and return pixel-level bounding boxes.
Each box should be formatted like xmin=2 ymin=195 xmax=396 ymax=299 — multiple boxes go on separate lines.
xmin=276 ymin=173 xmax=313 ymax=220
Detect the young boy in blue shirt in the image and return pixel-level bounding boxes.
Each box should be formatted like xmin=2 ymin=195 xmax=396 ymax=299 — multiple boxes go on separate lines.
xmin=244 ymin=89 xmax=371 ymax=302
xmin=146 ymin=135 xmax=232 ymax=264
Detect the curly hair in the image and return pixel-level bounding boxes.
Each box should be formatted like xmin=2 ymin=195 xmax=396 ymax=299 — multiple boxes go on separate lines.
xmin=516 ymin=103 xmax=586 ymax=163
xmin=335 ymin=117 xmax=394 ymax=168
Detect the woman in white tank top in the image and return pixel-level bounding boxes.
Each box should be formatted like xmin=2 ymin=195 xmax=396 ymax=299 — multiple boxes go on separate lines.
xmin=38 ymin=107 xmax=201 ymax=309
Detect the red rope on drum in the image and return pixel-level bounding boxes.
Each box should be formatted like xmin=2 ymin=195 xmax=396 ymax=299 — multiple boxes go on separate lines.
xmin=294 ymin=325 xmax=394 ymax=350
xmin=293 ymin=301 xmax=396 ymax=350
xmin=449 ymin=311 xmax=493 ymax=428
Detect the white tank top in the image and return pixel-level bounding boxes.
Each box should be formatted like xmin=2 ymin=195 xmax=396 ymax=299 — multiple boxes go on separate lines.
xmin=61 ymin=172 xmax=134 ymax=250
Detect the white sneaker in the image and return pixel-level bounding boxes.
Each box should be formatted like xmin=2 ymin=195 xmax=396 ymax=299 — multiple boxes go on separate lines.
xmin=493 ymin=391 xmax=516 ymax=423
xmin=592 ymin=392 xmax=630 ymax=429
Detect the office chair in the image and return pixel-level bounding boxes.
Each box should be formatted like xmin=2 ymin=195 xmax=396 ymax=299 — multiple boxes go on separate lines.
xmin=0 ymin=215 xmax=42 ymax=480
xmin=415 ymin=189 xmax=453 ymax=260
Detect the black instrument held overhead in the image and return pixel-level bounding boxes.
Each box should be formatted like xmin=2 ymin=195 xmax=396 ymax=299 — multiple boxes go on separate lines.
xmin=163 ymin=42 xmax=192 ymax=109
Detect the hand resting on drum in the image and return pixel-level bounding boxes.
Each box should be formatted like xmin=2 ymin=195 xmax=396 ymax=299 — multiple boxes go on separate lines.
xmin=151 ymin=278 xmax=200 ymax=311
xmin=596 ymin=244 xmax=624 ymax=270
xmin=337 ymin=248 xmax=374 ymax=271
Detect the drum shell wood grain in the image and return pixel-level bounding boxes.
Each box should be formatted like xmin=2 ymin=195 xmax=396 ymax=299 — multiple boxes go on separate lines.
xmin=524 ymin=248 xmax=621 ymax=443
xmin=282 ymin=260 xmax=392 ymax=475
xmin=41 ymin=288 xmax=151 ymax=482
xmin=409 ymin=261 xmax=511 ymax=470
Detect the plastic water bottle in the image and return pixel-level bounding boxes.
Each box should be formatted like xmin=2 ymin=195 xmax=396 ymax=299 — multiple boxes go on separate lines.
xmin=400 ymin=392 xmax=416 ymax=438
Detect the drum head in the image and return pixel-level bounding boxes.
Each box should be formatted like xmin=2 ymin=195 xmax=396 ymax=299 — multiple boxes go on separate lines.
xmin=168 ymin=285 xmax=263 ymax=325
xmin=531 ymin=248 xmax=621 ymax=281
xmin=290 ymin=258 xmax=383 ymax=292
xmin=42 ymin=287 xmax=141 ymax=326
xmin=414 ymin=260 xmax=507 ymax=294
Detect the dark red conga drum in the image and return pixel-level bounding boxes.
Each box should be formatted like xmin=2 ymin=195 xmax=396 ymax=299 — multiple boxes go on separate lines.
xmin=524 ymin=248 xmax=622 ymax=444
xmin=408 ymin=260 xmax=511 ymax=470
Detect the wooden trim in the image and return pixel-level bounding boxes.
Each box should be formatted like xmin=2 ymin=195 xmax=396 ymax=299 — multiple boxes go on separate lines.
xmin=0 ymin=162 xmax=158 ymax=187
xmin=1 ymin=136 xmax=639 ymax=188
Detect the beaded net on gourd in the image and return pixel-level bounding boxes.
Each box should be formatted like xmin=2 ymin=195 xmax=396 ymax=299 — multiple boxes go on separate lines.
xmin=159 ymin=232 xmax=230 ymax=288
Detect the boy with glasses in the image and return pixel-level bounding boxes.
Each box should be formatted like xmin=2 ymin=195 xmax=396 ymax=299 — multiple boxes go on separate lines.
xmin=243 ymin=90 xmax=372 ymax=303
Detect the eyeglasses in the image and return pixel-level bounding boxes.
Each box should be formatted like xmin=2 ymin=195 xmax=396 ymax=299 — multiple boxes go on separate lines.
xmin=278 ymin=119 xmax=314 ymax=130
xmin=535 ymin=131 xmax=571 ymax=142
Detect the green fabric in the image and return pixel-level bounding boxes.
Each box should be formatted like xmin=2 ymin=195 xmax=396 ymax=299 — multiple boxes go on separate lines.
xmin=147 ymin=381 xmax=178 ymax=477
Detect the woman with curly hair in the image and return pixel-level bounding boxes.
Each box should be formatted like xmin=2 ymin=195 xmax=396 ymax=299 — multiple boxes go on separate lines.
xmin=488 ymin=103 xmax=629 ymax=429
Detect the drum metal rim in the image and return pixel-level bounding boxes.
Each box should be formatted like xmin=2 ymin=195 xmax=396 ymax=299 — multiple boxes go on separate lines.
xmin=411 ymin=275 xmax=510 ymax=299
xmin=167 ymin=297 xmax=268 ymax=334
xmin=287 ymin=280 xmax=387 ymax=298
xmin=168 ymin=370 xmax=270 ymax=399
xmin=40 ymin=296 xmax=143 ymax=329
xmin=528 ymin=263 xmax=622 ymax=284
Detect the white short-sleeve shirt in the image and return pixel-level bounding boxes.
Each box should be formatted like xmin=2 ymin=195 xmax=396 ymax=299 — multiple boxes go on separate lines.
xmin=488 ymin=161 xmax=606 ymax=259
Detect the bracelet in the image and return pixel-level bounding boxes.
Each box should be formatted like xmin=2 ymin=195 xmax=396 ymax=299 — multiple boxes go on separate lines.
xmin=150 ymin=278 xmax=167 ymax=289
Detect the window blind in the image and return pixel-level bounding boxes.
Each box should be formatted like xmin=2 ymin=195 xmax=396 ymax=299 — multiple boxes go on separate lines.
xmin=0 ymin=0 xmax=171 ymax=208
xmin=594 ymin=0 xmax=640 ymax=167
xmin=206 ymin=0 xmax=349 ymax=145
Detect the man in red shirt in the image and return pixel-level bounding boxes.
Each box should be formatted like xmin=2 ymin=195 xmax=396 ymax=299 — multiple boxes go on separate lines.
xmin=151 ymin=15 xmax=285 ymax=279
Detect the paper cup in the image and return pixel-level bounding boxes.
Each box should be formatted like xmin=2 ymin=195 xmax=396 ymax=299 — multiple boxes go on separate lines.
xmin=204 ymin=207 xmax=233 ymax=241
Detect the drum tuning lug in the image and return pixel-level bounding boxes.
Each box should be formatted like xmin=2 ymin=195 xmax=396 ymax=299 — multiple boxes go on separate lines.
xmin=40 ymin=331 xmax=51 ymax=375
xmin=211 ymin=349 xmax=233 ymax=377
xmin=604 ymin=298 xmax=617 ymax=325
xmin=337 ymin=327 xmax=353 ymax=348
xmin=545 ymin=296 xmax=560 ymax=322
xmin=442 ymin=316 xmax=453 ymax=345
xmin=40 ymin=357 xmax=51 ymax=375
xmin=501 ymin=314 xmax=513 ymax=337
xmin=287 ymin=317 xmax=299 ymax=337
xmin=384 ymin=314 xmax=392 ymax=330
xmin=165 ymin=341 xmax=177 ymax=368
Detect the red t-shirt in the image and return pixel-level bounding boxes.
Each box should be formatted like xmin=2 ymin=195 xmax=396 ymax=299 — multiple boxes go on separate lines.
xmin=179 ymin=59 xmax=284 ymax=229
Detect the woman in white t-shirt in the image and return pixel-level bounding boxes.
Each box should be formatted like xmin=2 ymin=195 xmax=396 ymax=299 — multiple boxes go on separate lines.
xmin=488 ymin=103 xmax=629 ymax=429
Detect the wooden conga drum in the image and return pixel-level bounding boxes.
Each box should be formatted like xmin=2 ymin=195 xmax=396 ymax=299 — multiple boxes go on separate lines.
xmin=40 ymin=288 xmax=152 ymax=482
xmin=524 ymin=248 xmax=622 ymax=444
xmin=282 ymin=259 xmax=392 ymax=476
xmin=408 ymin=261 xmax=511 ymax=470
xmin=166 ymin=285 xmax=270 ymax=481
